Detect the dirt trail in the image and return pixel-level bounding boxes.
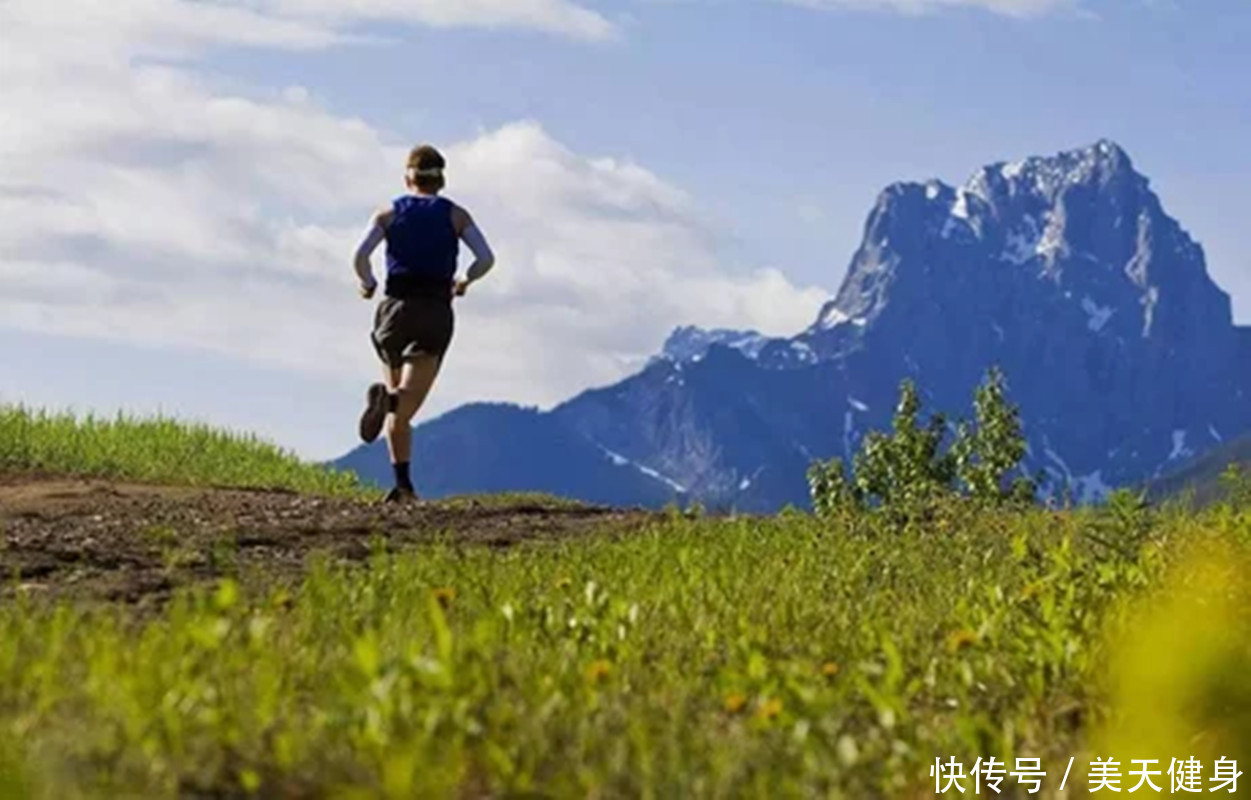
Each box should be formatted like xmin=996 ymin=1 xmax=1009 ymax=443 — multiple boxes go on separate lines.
xmin=0 ymin=474 xmax=650 ymax=604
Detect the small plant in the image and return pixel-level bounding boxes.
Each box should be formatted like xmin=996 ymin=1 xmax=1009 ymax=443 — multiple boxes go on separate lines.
xmin=207 ymin=534 xmax=240 ymax=575
xmin=140 ymin=525 xmax=180 ymax=548
xmin=1218 ymin=462 xmax=1251 ymax=508
xmin=1082 ymin=488 xmax=1156 ymax=577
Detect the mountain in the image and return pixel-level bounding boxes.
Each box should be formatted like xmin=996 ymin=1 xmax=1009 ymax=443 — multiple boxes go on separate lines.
xmin=333 ymin=403 xmax=677 ymax=508
xmin=657 ymin=326 xmax=771 ymax=363
xmin=335 ymin=140 xmax=1251 ymax=511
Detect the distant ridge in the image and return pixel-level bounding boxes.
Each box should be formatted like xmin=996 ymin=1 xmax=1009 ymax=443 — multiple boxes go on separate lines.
xmin=1148 ymin=433 xmax=1251 ymax=505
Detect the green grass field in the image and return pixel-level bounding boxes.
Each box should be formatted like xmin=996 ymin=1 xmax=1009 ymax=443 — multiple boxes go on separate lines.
xmin=1 ymin=409 xmax=1249 ymax=798
xmin=0 ymin=405 xmax=363 ymax=495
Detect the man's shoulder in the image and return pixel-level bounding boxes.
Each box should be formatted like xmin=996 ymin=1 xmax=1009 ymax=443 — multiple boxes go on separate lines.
xmin=446 ymin=199 xmax=473 ymax=228
xmin=373 ymin=201 xmax=400 ymax=227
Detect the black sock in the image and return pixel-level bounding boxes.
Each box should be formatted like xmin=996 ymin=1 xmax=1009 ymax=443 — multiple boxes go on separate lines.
xmin=393 ymin=462 xmax=413 ymax=491
xmin=387 ymin=392 xmax=399 ymax=413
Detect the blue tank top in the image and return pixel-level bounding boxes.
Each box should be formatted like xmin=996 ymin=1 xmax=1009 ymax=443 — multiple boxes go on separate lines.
xmin=384 ymin=194 xmax=458 ymax=298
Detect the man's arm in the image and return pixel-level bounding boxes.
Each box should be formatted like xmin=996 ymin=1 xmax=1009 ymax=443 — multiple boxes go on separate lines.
xmin=353 ymin=206 xmax=392 ymax=298
xmin=451 ymin=205 xmax=495 ymax=293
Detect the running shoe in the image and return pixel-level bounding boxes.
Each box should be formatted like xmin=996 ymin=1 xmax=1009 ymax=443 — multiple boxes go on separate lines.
xmin=359 ymin=382 xmax=390 ymax=443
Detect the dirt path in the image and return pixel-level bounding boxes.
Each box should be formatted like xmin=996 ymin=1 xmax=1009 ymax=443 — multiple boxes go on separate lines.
xmin=0 ymin=474 xmax=651 ymax=604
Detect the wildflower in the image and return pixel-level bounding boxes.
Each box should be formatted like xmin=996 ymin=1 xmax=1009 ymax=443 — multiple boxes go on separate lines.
xmin=821 ymin=661 xmax=841 ymax=678
xmin=723 ymin=693 xmax=748 ymax=714
xmin=585 ymin=659 xmax=612 ymax=684
xmin=432 ymin=587 xmax=456 ymax=609
xmin=756 ymin=698 xmax=783 ymax=720
xmin=945 ymin=628 xmax=978 ymax=654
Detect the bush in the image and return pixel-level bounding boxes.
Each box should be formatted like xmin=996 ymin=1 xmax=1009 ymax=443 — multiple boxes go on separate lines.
xmin=808 ymin=367 xmax=1038 ymax=516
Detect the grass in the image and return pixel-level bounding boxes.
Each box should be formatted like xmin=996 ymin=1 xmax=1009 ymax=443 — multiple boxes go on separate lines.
xmin=437 ymin=491 xmax=597 ymax=511
xmin=2 ymin=498 xmax=1249 ymax=798
xmin=2 ymin=410 xmax=1250 ymax=797
xmin=0 ymin=404 xmax=363 ymax=496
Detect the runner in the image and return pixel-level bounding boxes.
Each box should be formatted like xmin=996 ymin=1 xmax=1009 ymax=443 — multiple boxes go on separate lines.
xmin=352 ymin=144 xmax=496 ymax=503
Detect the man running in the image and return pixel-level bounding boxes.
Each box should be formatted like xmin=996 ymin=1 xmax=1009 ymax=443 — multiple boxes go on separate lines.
xmin=352 ymin=144 xmax=496 ymax=503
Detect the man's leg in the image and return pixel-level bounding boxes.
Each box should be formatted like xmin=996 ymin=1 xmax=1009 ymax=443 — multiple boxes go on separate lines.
xmin=360 ymin=363 xmax=401 ymax=443
xmin=383 ymin=364 xmax=402 ymax=391
xmin=385 ymin=354 xmax=441 ymax=497
xmin=359 ymin=311 xmax=402 ymax=444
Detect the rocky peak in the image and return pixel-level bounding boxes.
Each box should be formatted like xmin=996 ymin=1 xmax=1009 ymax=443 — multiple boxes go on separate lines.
xmin=809 ymin=140 xmax=1230 ymax=347
xmin=658 ymin=326 xmax=770 ymax=363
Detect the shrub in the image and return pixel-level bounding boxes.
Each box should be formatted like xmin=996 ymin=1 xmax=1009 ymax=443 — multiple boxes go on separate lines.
xmin=808 ymin=367 xmax=1037 ymax=516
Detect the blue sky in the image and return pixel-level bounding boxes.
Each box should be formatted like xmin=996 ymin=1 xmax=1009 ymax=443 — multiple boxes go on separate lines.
xmin=1 ymin=0 xmax=1248 ymax=460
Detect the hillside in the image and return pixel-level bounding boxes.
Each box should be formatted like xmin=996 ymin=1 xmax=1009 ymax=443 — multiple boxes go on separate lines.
xmin=1 ymin=404 xmax=361 ymax=495
xmin=1148 ymin=432 xmax=1251 ymax=504
xmin=337 ymin=140 xmax=1251 ymax=510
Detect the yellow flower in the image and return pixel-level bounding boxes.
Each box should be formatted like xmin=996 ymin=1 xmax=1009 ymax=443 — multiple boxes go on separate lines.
xmin=756 ymin=698 xmax=783 ymax=720
xmin=723 ymin=693 xmax=748 ymax=714
xmin=821 ymin=661 xmax=841 ymax=678
xmin=432 ymin=587 xmax=456 ymax=609
xmin=555 ymin=577 xmax=573 ymax=590
xmin=585 ymin=659 xmax=612 ymax=684
xmin=946 ymin=629 xmax=978 ymax=654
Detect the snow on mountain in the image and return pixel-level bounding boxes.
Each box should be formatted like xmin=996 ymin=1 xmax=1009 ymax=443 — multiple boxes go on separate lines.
xmin=658 ymin=326 xmax=773 ymax=363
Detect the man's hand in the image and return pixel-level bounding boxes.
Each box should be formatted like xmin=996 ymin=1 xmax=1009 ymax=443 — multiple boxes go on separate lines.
xmin=359 ymin=280 xmax=377 ymax=300
xmin=454 ymin=279 xmax=471 ymax=298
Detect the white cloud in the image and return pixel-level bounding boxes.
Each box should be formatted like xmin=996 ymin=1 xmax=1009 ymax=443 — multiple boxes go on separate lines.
xmin=0 ymin=0 xmax=615 ymax=54
xmin=797 ymin=203 xmax=827 ymax=225
xmin=433 ymin=123 xmax=828 ymax=404
xmin=269 ymin=0 xmax=617 ymax=41
xmin=0 ymin=3 xmax=824 ymax=419
xmin=777 ymin=0 xmax=1079 ymax=17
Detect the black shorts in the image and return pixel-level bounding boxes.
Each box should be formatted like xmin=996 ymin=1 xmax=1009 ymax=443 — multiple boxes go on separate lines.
xmin=371 ymin=295 xmax=454 ymax=367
